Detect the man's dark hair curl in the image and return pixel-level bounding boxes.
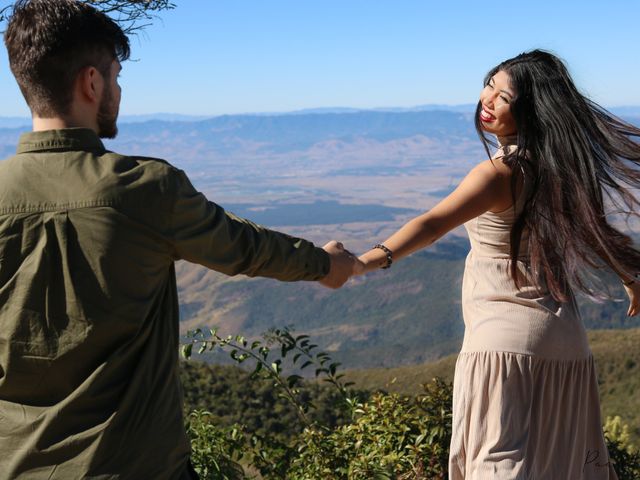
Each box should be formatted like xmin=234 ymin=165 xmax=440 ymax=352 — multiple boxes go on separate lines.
xmin=4 ymin=0 xmax=130 ymax=117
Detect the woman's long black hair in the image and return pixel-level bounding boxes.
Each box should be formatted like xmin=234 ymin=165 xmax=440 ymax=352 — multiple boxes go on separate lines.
xmin=475 ymin=49 xmax=640 ymax=301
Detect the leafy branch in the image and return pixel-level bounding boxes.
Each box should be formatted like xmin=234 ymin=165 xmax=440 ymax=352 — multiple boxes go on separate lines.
xmin=0 ymin=0 xmax=176 ymax=34
xmin=263 ymin=328 xmax=355 ymax=397
xmin=181 ymin=326 xmax=357 ymax=430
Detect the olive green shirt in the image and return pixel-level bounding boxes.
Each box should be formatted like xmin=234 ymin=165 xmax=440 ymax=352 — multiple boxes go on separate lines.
xmin=0 ymin=129 xmax=330 ymax=479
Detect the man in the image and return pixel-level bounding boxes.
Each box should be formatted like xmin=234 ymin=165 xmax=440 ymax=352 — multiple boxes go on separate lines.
xmin=0 ymin=1 xmax=356 ymax=478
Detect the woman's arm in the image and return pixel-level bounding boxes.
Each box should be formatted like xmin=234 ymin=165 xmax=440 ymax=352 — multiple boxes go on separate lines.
xmin=358 ymin=158 xmax=514 ymax=273
xmin=587 ymin=237 xmax=639 ymax=316
xmin=604 ymin=265 xmax=639 ymax=316
xmin=623 ymin=283 xmax=640 ymax=316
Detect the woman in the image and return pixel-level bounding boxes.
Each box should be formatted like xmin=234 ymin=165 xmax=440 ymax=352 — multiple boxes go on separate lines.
xmin=356 ymin=50 xmax=640 ymax=479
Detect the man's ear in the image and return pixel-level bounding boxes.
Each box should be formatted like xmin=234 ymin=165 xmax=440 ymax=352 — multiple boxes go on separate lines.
xmin=76 ymin=66 xmax=103 ymax=105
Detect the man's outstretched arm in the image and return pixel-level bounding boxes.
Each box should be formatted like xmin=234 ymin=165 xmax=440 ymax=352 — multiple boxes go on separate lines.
xmin=166 ymin=168 xmax=354 ymax=286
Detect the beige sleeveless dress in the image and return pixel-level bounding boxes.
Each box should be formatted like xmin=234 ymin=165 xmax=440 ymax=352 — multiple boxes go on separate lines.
xmin=448 ymin=161 xmax=618 ymax=479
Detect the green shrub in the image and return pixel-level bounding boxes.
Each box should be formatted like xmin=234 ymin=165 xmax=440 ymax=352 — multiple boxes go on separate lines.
xmin=185 ymin=410 xmax=246 ymax=480
xmin=604 ymin=416 xmax=640 ymax=480
xmin=183 ymin=328 xmax=640 ymax=479
xmin=287 ymin=379 xmax=452 ymax=480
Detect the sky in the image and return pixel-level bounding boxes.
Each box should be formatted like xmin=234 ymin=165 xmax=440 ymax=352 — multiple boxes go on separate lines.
xmin=1 ymin=0 xmax=639 ymax=117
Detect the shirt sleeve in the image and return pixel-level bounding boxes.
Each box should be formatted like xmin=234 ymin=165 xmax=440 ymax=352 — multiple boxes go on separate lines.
xmin=166 ymin=168 xmax=330 ymax=281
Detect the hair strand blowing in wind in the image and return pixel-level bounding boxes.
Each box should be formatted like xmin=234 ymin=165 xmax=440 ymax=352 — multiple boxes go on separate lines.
xmin=475 ymin=50 xmax=640 ymax=301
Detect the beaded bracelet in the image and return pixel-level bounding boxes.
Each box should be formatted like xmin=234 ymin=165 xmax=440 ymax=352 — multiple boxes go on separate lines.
xmin=373 ymin=243 xmax=393 ymax=269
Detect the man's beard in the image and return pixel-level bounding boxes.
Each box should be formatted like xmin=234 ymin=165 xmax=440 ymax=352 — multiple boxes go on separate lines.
xmin=97 ymin=84 xmax=118 ymax=139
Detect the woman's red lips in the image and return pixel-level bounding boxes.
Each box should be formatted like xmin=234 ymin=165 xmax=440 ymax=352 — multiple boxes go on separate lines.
xmin=479 ymin=108 xmax=496 ymax=122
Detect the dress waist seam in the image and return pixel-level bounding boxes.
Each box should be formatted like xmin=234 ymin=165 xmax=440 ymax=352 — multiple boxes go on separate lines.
xmin=468 ymin=256 xmax=530 ymax=261
xmin=457 ymin=349 xmax=593 ymax=362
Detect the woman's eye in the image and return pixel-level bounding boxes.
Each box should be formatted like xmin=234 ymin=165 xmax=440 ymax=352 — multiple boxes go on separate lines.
xmin=500 ymin=96 xmax=510 ymax=103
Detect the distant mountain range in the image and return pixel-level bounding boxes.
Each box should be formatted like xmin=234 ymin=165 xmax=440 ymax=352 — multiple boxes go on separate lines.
xmin=2 ymin=103 xmax=639 ymax=128
xmin=110 ymin=109 xmax=477 ymax=147
xmin=0 ymin=105 xmax=478 ymax=128
xmin=1 ymin=109 xmax=484 ymax=181
xmin=4 ymin=108 xmax=637 ymax=184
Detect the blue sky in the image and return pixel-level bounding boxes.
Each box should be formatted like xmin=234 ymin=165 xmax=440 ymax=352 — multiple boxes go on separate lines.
xmin=1 ymin=0 xmax=639 ymax=117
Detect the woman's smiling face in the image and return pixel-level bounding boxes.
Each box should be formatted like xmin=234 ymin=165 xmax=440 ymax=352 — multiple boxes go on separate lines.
xmin=479 ymin=70 xmax=517 ymax=138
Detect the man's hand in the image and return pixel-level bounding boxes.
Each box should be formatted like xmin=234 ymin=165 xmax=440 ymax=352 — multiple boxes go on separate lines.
xmin=319 ymin=241 xmax=357 ymax=289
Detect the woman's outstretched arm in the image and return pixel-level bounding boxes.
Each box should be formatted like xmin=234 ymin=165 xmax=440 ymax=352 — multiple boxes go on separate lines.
xmin=357 ymin=158 xmax=514 ymax=273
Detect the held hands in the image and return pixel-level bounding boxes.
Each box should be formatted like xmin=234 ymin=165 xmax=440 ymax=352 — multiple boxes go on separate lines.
xmin=623 ymin=281 xmax=640 ymax=316
xmin=319 ymin=241 xmax=364 ymax=289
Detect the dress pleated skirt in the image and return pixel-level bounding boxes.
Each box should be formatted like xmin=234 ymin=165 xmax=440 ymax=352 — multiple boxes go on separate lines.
xmin=448 ymin=351 xmax=618 ymax=480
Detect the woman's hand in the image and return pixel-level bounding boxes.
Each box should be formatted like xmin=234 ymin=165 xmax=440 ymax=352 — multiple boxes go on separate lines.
xmin=354 ymin=252 xmax=386 ymax=275
xmin=623 ymin=281 xmax=640 ymax=316
xmin=353 ymin=256 xmax=366 ymax=276
xmin=319 ymin=241 xmax=356 ymax=289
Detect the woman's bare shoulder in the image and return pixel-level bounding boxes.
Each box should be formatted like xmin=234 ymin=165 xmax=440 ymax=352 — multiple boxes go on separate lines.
xmin=465 ymin=157 xmax=517 ymax=212
xmin=472 ymin=156 xmax=514 ymax=180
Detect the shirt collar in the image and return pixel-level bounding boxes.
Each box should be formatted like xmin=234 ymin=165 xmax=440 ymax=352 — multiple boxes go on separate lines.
xmin=16 ymin=128 xmax=106 ymax=155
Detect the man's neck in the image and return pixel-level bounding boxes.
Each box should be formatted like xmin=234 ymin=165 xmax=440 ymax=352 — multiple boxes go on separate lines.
xmin=32 ymin=116 xmax=97 ymax=134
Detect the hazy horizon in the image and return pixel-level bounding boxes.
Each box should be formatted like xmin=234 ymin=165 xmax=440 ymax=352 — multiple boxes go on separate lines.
xmin=1 ymin=103 xmax=639 ymax=127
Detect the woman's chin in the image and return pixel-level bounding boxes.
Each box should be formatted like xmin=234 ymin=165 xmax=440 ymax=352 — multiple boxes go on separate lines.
xmin=481 ymin=124 xmax=516 ymax=138
xmin=480 ymin=124 xmax=497 ymax=135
